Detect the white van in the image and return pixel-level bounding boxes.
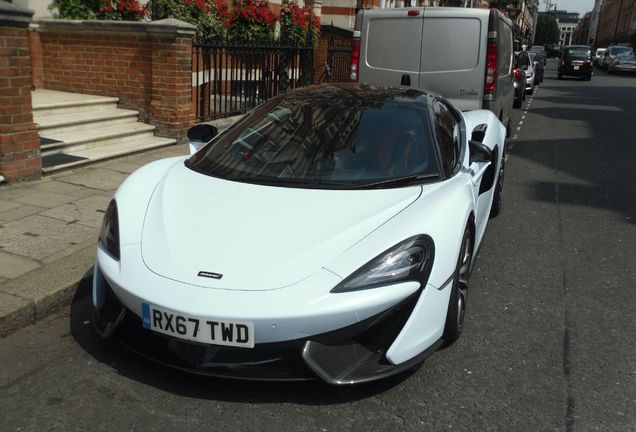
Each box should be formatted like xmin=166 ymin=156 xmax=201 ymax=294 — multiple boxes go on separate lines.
xmin=352 ymin=7 xmax=514 ymax=135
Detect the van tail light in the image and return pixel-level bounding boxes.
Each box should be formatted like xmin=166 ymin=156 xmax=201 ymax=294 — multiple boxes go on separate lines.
xmin=484 ymin=40 xmax=497 ymax=93
xmin=351 ymin=39 xmax=360 ymax=82
xmin=513 ymin=69 xmax=520 ymax=79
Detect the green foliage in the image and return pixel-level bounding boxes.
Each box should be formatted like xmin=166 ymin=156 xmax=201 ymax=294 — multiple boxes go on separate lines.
xmin=50 ymin=0 xmax=146 ymax=20
xmin=49 ymin=0 xmax=96 ymax=19
xmin=149 ymin=0 xmax=224 ymax=43
xmin=535 ymin=13 xmax=560 ymax=45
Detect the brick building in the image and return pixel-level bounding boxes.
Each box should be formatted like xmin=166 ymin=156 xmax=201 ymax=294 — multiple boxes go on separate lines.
xmin=595 ymin=0 xmax=636 ymax=46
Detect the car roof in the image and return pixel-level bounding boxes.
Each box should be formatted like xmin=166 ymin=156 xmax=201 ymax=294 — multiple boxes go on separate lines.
xmin=277 ymin=84 xmax=431 ymax=110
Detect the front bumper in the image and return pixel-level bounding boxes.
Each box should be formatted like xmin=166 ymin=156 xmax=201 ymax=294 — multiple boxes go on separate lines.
xmin=610 ymin=64 xmax=636 ymax=73
xmin=93 ymin=273 xmax=440 ymax=384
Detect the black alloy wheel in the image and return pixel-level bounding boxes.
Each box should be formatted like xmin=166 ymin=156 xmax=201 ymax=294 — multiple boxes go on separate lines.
xmin=442 ymin=226 xmax=472 ymax=346
xmin=489 ymin=156 xmax=505 ymax=218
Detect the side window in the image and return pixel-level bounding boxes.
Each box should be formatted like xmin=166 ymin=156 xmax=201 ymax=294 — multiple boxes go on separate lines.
xmin=432 ymin=100 xmax=461 ymax=177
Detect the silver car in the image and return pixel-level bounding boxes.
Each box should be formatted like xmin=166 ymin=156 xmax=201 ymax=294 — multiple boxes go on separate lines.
xmin=608 ymin=53 xmax=636 ymax=74
xmin=602 ymin=46 xmax=634 ymax=71
xmin=515 ymin=51 xmax=537 ymax=94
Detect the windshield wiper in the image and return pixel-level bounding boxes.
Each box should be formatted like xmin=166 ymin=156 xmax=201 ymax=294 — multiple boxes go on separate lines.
xmin=353 ymin=174 xmax=439 ymax=190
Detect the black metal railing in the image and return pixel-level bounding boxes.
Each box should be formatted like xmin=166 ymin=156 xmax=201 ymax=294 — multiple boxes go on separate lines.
xmin=321 ymin=35 xmax=352 ymax=84
xmin=193 ymin=43 xmax=314 ymax=121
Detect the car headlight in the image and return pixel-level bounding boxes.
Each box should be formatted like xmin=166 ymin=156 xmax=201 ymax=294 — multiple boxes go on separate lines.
xmin=331 ymin=235 xmax=434 ymax=293
xmin=99 ymin=200 xmax=120 ymax=260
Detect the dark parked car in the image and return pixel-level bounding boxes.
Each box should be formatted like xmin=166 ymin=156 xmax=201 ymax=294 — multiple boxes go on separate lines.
xmin=529 ymin=46 xmax=547 ymax=65
xmin=558 ymin=45 xmax=593 ymax=80
xmin=546 ymin=44 xmax=561 ymax=58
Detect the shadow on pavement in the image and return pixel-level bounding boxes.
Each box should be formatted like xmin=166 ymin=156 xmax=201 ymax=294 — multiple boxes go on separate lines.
xmin=69 ymin=273 xmax=415 ymax=403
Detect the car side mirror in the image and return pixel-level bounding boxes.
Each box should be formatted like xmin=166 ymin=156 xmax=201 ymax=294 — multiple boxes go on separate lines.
xmin=469 ymin=140 xmax=493 ymax=164
xmin=187 ymin=124 xmax=218 ymax=154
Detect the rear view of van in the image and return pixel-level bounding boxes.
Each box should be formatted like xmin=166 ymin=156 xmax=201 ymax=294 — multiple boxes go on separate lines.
xmin=353 ymin=7 xmax=513 ymax=135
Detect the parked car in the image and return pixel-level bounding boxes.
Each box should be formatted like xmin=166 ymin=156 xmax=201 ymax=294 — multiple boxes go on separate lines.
xmin=353 ymin=7 xmax=514 ymax=136
xmin=515 ymin=51 xmax=538 ymax=94
xmin=529 ymin=45 xmax=547 ymax=65
xmin=528 ymin=52 xmax=544 ymax=83
xmin=545 ymin=44 xmax=561 ymax=58
xmin=92 ymin=84 xmax=507 ymax=385
xmin=601 ymin=45 xmax=634 ymax=70
xmin=512 ymin=67 xmax=526 ymax=108
xmin=593 ymin=48 xmax=607 ymax=67
xmin=608 ymin=53 xmax=636 ymax=74
xmin=558 ymin=45 xmax=593 ymax=80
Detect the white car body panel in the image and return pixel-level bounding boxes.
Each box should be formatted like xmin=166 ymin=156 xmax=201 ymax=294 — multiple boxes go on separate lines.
xmin=141 ymin=163 xmax=421 ymax=291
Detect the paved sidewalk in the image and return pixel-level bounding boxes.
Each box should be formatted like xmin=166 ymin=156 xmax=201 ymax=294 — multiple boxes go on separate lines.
xmin=0 ymin=115 xmax=242 ymax=336
xmin=0 ymin=144 xmax=190 ymax=336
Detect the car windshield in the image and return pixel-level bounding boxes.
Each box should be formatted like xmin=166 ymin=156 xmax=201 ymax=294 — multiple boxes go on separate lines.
xmin=186 ymin=87 xmax=441 ymax=189
xmin=612 ymin=47 xmax=633 ymax=56
xmin=564 ymin=47 xmax=590 ymax=59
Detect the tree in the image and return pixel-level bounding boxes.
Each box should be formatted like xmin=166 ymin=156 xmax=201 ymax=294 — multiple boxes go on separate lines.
xmin=534 ymin=13 xmax=559 ymax=45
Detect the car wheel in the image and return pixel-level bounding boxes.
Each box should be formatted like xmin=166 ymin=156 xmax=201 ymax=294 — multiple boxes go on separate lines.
xmin=526 ymin=85 xmax=534 ymax=95
xmin=489 ymin=156 xmax=505 ymax=218
xmin=513 ymin=97 xmax=521 ymax=108
xmin=586 ymin=74 xmax=592 ymax=81
xmin=442 ymin=226 xmax=472 ymax=346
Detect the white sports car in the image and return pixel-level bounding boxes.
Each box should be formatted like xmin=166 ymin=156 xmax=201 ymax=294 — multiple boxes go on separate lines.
xmin=93 ymin=84 xmax=506 ymax=385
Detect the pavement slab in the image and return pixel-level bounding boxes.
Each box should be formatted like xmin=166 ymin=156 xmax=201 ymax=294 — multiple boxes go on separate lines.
xmin=0 ymin=204 xmax=46 ymax=224
xmin=11 ymin=191 xmax=78 ymax=209
xmin=0 ymin=214 xmax=97 ymax=261
xmin=33 ymin=180 xmax=85 ymax=194
xmin=0 ymin=200 xmax=21 ymax=212
xmin=41 ymin=195 xmax=112 ymax=229
xmin=98 ymin=160 xmax=145 ymax=174
xmin=56 ymin=168 xmax=129 ymax=191
xmin=0 ymin=252 xmax=41 ymax=279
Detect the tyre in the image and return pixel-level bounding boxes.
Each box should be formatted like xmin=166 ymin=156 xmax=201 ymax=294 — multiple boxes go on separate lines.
xmin=442 ymin=226 xmax=472 ymax=346
xmin=586 ymin=74 xmax=592 ymax=81
xmin=513 ymin=96 xmax=521 ymax=108
xmin=489 ymin=156 xmax=505 ymax=218
xmin=526 ymin=85 xmax=534 ymax=95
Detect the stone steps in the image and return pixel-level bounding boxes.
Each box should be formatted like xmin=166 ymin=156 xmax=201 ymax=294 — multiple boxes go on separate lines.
xmin=32 ymin=89 xmax=176 ymax=174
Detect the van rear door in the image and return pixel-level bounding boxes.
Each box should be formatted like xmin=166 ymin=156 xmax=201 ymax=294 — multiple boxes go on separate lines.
xmin=417 ymin=8 xmax=488 ymax=111
xmin=359 ymin=9 xmax=424 ymax=88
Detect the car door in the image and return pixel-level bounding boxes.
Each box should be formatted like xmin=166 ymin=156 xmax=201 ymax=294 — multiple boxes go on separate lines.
xmin=431 ymin=99 xmax=491 ymax=236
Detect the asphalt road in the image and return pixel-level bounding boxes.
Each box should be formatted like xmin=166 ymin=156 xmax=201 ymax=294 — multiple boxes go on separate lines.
xmin=1 ymin=60 xmax=634 ymax=432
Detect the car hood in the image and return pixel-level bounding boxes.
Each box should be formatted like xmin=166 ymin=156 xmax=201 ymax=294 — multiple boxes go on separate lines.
xmin=141 ymin=163 xmax=421 ymax=291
